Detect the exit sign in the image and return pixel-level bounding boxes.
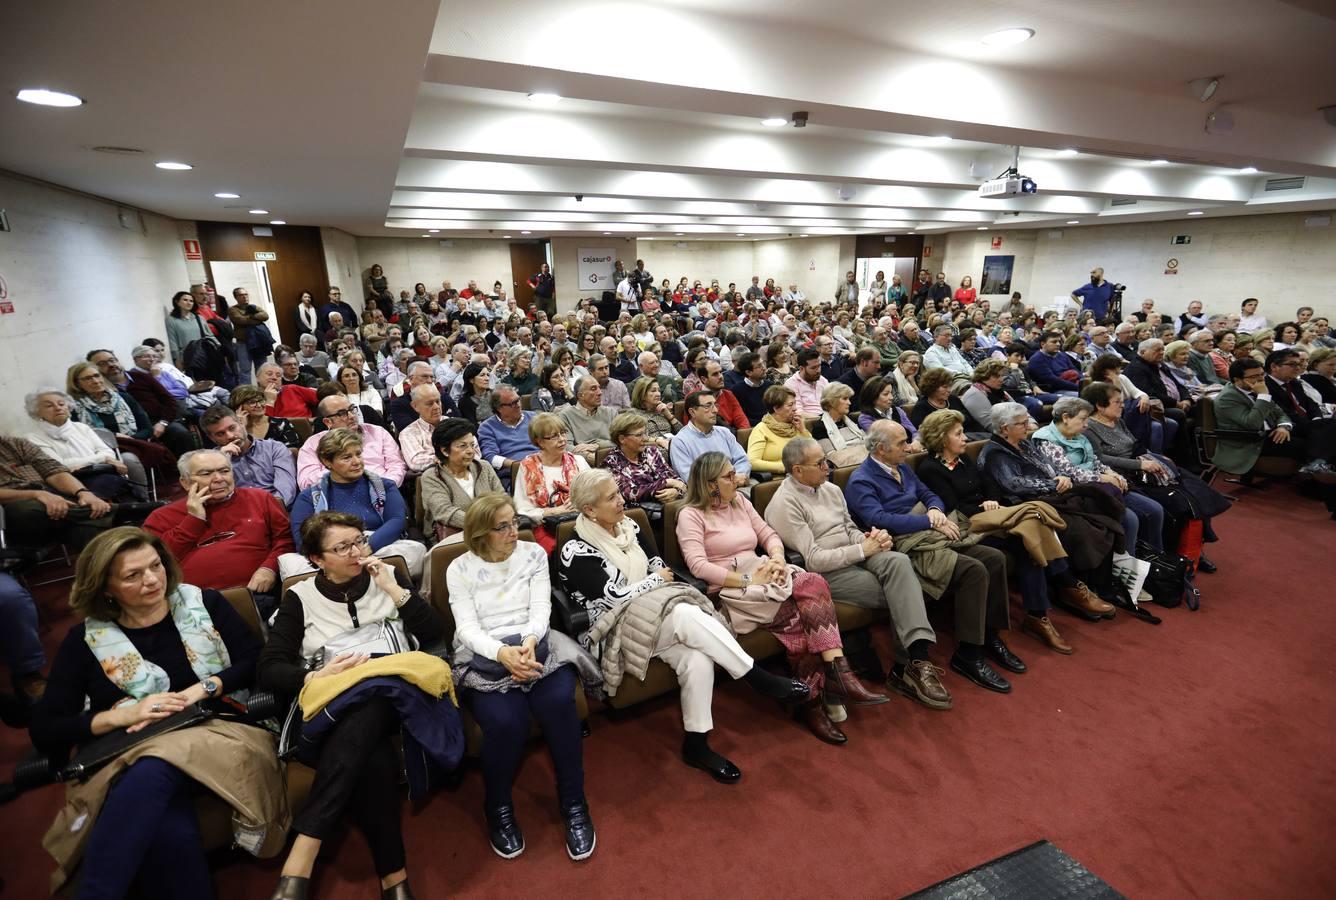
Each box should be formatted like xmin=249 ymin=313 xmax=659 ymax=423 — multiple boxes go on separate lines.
xmin=1172 ymin=235 xmax=1191 ymax=245
xmin=254 ymin=251 xmax=277 ymax=261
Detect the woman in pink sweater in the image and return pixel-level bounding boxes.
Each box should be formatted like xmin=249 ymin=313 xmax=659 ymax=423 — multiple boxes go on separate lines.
xmin=675 ymin=452 xmax=888 ymax=744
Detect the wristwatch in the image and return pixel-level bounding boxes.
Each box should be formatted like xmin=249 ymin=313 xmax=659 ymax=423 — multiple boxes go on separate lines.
xmin=200 ymin=677 xmax=220 ymax=699
xmin=393 ymin=586 xmax=412 ymax=608
xmin=741 ymin=572 xmax=752 ymax=587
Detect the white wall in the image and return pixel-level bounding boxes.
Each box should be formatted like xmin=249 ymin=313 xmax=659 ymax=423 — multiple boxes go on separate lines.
xmin=354 ymin=236 xmax=514 ymax=300
xmin=320 ymin=226 xmax=362 ymax=294
xmin=933 ymin=212 xmax=1336 ymax=321
xmin=0 ymin=172 xmax=191 ymax=433
xmin=755 ymin=236 xmax=846 ymax=301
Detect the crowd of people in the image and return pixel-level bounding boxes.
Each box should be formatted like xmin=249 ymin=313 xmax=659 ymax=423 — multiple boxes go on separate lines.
xmin=2 ymin=258 xmax=1331 ymax=899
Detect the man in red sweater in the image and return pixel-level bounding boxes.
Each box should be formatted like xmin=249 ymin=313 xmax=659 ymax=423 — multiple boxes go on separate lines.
xmin=697 ymin=360 xmax=749 ymax=432
xmin=144 ymin=449 xmax=293 ymax=600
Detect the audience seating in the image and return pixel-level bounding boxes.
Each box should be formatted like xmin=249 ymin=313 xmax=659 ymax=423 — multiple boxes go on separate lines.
xmin=1195 ymin=394 xmax=1299 ymax=486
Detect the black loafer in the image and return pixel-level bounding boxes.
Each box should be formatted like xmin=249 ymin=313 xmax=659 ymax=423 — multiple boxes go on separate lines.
xmin=782 ymin=678 xmax=811 ymax=705
xmin=986 ymin=638 xmax=1027 ymax=674
xmin=561 ymin=801 xmax=597 ymax=861
xmin=681 ymin=747 xmax=742 ymax=784
xmin=949 ymin=655 xmax=1012 ymax=694
xmin=485 ymin=805 xmax=525 ymax=859
xmin=1197 ymin=555 xmax=1217 ymax=574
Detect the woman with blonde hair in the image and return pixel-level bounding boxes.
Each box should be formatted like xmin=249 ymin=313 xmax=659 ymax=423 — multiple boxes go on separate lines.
xmin=447 ymin=494 xmax=596 ymax=861
xmin=630 ymin=377 xmax=680 ymax=444
xmin=513 ymin=412 xmax=589 ymax=553
xmin=809 ymin=382 xmax=866 ymax=466
xmin=746 ymin=385 xmax=810 ymax=475
xmin=891 ymin=351 xmax=922 ymax=405
xmin=677 ymin=452 xmax=888 ymax=744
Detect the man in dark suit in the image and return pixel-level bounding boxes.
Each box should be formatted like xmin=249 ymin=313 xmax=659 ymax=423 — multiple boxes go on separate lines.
xmin=1264 ymin=349 xmax=1336 ymax=465
xmin=1125 ymin=338 xmax=1192 ymax=452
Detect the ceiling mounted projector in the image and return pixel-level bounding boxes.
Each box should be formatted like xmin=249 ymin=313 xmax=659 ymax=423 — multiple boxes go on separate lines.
xmin=979 ymin=145 xmax=1037 ymax=198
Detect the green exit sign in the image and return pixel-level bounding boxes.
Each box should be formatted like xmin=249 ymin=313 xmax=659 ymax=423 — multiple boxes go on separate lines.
xmin=1172 ymin=234 xmax=1191 ymax=245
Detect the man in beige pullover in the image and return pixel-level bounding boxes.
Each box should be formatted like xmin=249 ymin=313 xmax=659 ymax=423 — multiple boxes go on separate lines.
xmin=763 ymin=437 xmax=953 ymax=710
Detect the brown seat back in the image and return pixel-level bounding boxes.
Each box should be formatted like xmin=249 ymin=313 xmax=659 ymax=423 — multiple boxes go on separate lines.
xmin=965 ymin=439 xmax=988 ymax=463
xmin=280 ymin=554 xmax=411 ymax=595
xmin=831 ymin=464 xmax=858 ymax=491
xmin=220 ymin=587 xmax=265 ymax=639
xmin=749 ymin=477 xmax=784 ymax=518
xmin=736 ymin=427 xmax=752 ymax=450
xmin=594 ymin=446 xmax=614 ymax=468
xmin=429 ymin=533 xmax=538 ymax=643
xmin=290 ymin=417 xmax=314 ymax=443
xmin=553 ymin=507 xmax=655 ymax=563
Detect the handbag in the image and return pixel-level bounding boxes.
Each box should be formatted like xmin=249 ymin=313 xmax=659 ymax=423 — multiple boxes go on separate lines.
xmin=321 ymin=618 xmax=411 ymax=662
xmin=1136 ymin=541 xmax=1199 ymax=610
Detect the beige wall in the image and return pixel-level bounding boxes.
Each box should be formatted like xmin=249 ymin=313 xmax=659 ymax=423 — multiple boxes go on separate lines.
xmin=353 ymin=236 xmax=513 ymax=301
xmin=0 ymin=171 xmax=191 ymax=433
xmin=320 ymin=226 xmax=362 ymax=295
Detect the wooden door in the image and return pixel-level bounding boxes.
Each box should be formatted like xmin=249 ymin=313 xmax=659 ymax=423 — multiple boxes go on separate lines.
xmin=508 ymin=242 xmax=549 ymax=310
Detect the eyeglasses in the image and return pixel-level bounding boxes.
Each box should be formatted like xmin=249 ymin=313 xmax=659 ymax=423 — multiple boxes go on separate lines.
xmin=77 ymin=373 xmax=103 ymax=382
xmin=198 ymin=530 xmax=236 ymax=547
xmin=324 ymin=408 xmax=355 ymax=420
xmin=496 ymin=399 xmax=520 ymax=408
xmin=490 ymin=519 xmax=520 ymax=534
xmin=715 ymin=470 xmax=736 ymax=482
xmin=451 ymin=441 xmax=480 ymax=452
xmin=325 ymin=535 xmax=370 ymax=556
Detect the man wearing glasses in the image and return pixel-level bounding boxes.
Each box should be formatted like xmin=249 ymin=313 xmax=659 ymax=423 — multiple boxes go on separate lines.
xmin=1263 ymin=349 xmax=1336 ymax=474
xmin=296 ymin=395 xmax=405 ymax=490
xmin=143 ymin=449 xmax=293 ymax=608
xmin=478 ymin=386 xmax=537 ymax=489
xmin=398 ymin=383 xmax=449 ymax=474
xmin=318 ymin=286 xmax=358 ymax=332
xmin=669 ymin=390 xmax=751 ymax=483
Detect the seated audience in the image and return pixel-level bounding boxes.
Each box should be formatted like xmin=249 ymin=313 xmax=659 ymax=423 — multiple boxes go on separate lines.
xmin=479 ymin=387 xmax=537 ymax=486
xmin=747 ymin=385 xmax=810 ymax=476
xmin=1125 ymin=339 xmax=1192 ymax=449
xmin=1266 ymin=348 xmax=1336 ymax=464
xmin=783 ymin=348 xmax=828 ymax=417
xmin=67 ymin=361 xmax=187 ymax=471
xmin=458 ymin=361 xmax=495 ymax=424
xmin=605 ymin=412 xmax=686 ymax=505
xmin=637 ymin=351 xmax=683 ymax=403
xmin=0 ymin=574 xmax=46 ymax=724
xmin=31 ymin=527 xmax=272 ymax=900
xmin=336 ymin=363 xmax=384 ymax=413
xmin=200 ymin=404 xmax=298 ymax=507
xmin=533 ymin=364 xmax=570 ymax=412
xmin=809 ymin=382 xmax=867 ymax=467
xmin=0 ymin=432 xmax=120 ymax=549
xmin=630 ymin=377 xmax=680 ymax=446
xmin=922 ymin=325 xmax=973 ymax=377
xmin=389 ymin=362 xmax=456 ymax=433
xmin=1186 ymin=331 xmax=1226 ymax=386
xmin=297 ymin=394 xmax=405 ymax=489
xmin=846 ymin=420 xmax=1018 ymax=693
xmin=398 ymin=383 xmax=449 ymax=474
xmin=963 ymin=358 xmax=1045 ymax=425
xmin=501 ymin=345 xmax=538 ymax=395
xmin=25 ymin=388 xmax=142 ymax=502
xmin=891 ymin=352 xmax=922 ymax=405
xmin=836 ymin=347 xmax=882 ymax=396
xmin=910 ymin=367 xmax=988 ymax=437
xmin=724 ymin=351 xmax=773 ymax=426
xmin=287 ymin=429 xmax=424 ymax=578
xmin=694 ymin=359 xmax=749 ymax=431
xmin=559 ymin=469 xmax=807 ymax=780
xmin=857 ymin=375 xmax=923 ymax=452
xmin=1027 ymin=331 xmax=1082 ymax=396
xmin=130 ymin=344 xmax=230 ymax=411
xmin=230 ymin=384 xmax=303 ymax=448
xmin=557 ymin=376 xmax=617 ymax=464
xmin=257 ymin=362 xmax=319 ymax=419
xmin=513 ymin=412 xmax=590 ymax=552
xmin=1303 ymin=348 xmax=1336 ymax=405
xmin=669 ymin=391 xmax=752 ymax=483
xmin=258 ymin=511 xmax=447 ymax=899
xmin=446 ymin=494 xmax=596 ymax=861
xmin=588 ymin=355 xmax=630 ymax=410
xmin=420 ymin=418 xmax=509 ymax=544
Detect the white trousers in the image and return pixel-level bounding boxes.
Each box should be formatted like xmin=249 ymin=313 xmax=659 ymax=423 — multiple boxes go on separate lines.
xmin=277 ymin=539 xmax=426 ymax=583
xmin=652 ymin=604 xmax=754 ymax=733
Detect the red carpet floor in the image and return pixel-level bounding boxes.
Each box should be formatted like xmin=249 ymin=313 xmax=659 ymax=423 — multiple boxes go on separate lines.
xmin=2 ymin=481 xmax=1334 ymax=899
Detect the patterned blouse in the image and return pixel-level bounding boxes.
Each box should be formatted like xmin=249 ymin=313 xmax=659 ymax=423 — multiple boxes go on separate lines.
xmin=557 ymin=521 xmax=667 ymax=654
xmin=605 ymin=446 xmax=676 ymax=502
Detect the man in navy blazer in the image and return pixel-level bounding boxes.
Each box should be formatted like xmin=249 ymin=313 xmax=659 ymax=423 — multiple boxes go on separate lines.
xmin=846 ymin=420 xmax=1018 ymax=694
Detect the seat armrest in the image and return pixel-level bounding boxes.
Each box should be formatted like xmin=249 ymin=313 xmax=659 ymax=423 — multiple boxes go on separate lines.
xmin=669 ymin=565 xmax=709 ymax=594
xmin=784 ymin=549 xmax=806 ymax=568
xmin=551 ymin=585 xmax=590 ymax=637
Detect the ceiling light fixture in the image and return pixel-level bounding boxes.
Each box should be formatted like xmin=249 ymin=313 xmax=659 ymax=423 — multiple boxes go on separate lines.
xmin=1057 ymin=148 xmax=1078 ymax=157
xmin=1187 ymin=210 xmax=1204 ymax=216
xmin=155 ymin=161 xmax=193 ymax=171
xmin=736 ymin=233 xmax=746 ymax=236
xmin=520 ymin=230 xmax=531 ymax=234
xmin=248 ymin=209 xmax=268 ymax=215
xmin=977 ymin=226 xmax=988 ymax=231
xmin=429 ymin=229 xmax=440 ymax=233
xmin=214 ymin=192 xmax=240 ymax=199
xmin=1066 ymin=220 xmax=1080 ymax=225
xmin=981 ymin=27 xmax=1034 ymax=46
xmin=1238 ymin=166 xmax=1258 ymax=174
xmin=526 ymin=92 xmax=561 ymax=106
xmin=602 ymin=231 xmax=612 ymax=235
xmin=16 ymin=87 xmax=84 ymax=107
xmin=760 ymin=117 xmax=788 ymax=127
xmin=1149 ymin=159 xmax=1169 ymax=166
xmin=1188 ymin=77 xmax=1220 ymax=103
xmin=799 ymin=234 xmax=809 ymax=238
xmin=270 ymin=220 xmax=286 ymax=225
xmin=503 ymin=235 xmax=512 ymax=239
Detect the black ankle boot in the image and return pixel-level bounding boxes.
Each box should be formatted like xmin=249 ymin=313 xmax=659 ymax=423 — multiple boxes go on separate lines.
xmin=269 ymin=875 xmax=309 ymax=900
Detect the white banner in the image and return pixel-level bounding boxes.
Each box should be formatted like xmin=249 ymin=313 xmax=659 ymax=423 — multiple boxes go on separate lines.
xmin=577 ymin=248 xmax=617 ymax=294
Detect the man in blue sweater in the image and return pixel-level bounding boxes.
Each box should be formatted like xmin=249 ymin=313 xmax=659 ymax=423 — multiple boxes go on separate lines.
xmin=845 ymin=420 xmax=1017 ymax=694
xmin=1027 ymin=331 xmax=1081 ymax=396
xmin=669 ymin=390 xmax=751 ymax=483
xmin=478 ymin=386 xmax=538 ymax=488
xmin=722 ymin=351 xmax=772 ymax=426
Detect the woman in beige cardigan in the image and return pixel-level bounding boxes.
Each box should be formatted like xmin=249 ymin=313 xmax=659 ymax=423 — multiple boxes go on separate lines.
xmin=419 ymin=418 xmax=506 ymax=543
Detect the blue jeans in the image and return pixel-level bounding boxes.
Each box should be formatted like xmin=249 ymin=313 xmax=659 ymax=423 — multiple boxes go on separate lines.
xmin=0 ymin=574 xmax=44 ymax=675
xmin=1124 ymin=490 xmax=1166 ymax=552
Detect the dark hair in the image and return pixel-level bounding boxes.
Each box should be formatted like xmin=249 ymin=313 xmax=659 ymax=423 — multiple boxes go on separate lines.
xmin=315 ymin=381 xmax=344 ymax=401
xmin=1229 ymin=358 xmax=1262 ymax=381
xmin=735 ymin=351 xmax=761 ymax=374
xmin=1089 ymin=354 xmax=1126 ymax=382
xmin=540 ymin=363 xmax=563 ymax=391
xmin=1003 ymin=342 xmax=1030 ymax=358
xmin=796 ymin=347 xmax=820 ymax=367
xmin=169 ymin=290 xmax=196 ymax=318
xmin=684 ymin=389 xmax=716 ymax=411
xmin=461 ymin=362 xmax=489 ymax=395
xmin=199 ymin=404 xmax=237 ymax=431
xmin=858 ymin=375 xmax=892 ymax=416
xmin=69 ymin=527 xmax=183 ymax=621
xmin=1080 ymin=381 xmax=1121 ymax=410
xmin=300 ymin=511 xmax=366 ymax=558
xmin=1041 ymin=329 xmax=1063 ymax=344
xmin=430 ymin=417 xmax=477 ymax=461
xmin=855 ymin=346 xmax=880 ymax=366
xmin=1264 ymin=348 xmax=1299 ymax=372
xmin=336 ymin=365 xmax=366 ymax=393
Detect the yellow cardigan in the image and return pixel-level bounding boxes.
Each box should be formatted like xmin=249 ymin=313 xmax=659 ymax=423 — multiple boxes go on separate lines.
xmin=747 ymin=419 xmax=807 ymax=474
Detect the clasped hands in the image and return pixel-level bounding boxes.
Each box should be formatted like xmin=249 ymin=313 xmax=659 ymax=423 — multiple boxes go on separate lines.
xmin=927 ymin=507 xmax=961 ymax=540
xmin=497 ymin=636 xmax=544 ymax=682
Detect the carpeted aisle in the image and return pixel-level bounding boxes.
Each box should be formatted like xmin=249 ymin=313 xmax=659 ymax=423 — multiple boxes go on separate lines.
xmin=2 ymin=482 xmax=1333 ymax=899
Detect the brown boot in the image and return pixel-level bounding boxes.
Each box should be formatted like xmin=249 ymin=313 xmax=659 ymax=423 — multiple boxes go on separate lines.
xmin=796 ymin=698 xmax=847 ymax=745
xmin=823 ymin=656 xmax=890 ymax=706
xmin=1060 ymin=582 xmax=1116 ymax=619
xmin=1021 ymin=615 xmax=1073 ymax=654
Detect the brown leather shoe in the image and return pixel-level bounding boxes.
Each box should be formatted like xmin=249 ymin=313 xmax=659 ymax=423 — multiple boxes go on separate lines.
xmin=1061 ymin=582 xmax=1115 ymax=619
xmin=1021 ymin=615 xmax=1073 ymax=654
xmin=796 ymin=699 xmax=847 ymax=745
xmin=823 ymin=657 xmax=890 ymax=706
xmin=890 ymin=660 xmax=953 ymax=710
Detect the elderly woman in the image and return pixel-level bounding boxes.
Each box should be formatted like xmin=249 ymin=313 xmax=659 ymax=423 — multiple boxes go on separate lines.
xmin=809 ymin=382 xmax=867 ymax=467
xmin=1249 ymin=329 xmax=1276 ymax=364
xmin=677 ymin=452 xmax=887 ymax=743
xmin=605 ymin=411 xmax=685 ymax=505
xmin=916 ymin=411 xmax=1075 ymax=653
xmin=977 ymin=402 xmax=1125 ymax=620
xmin=258 ymin=362 xmax=319 ymax=418
xmin=910 ymin=367 xmax=989 ymax=438
xmin=630 ymin=376 xmax=681 ymax=444
xmin=336 ymin=364 xmax=383 ymax=413
xmin=1210 ymin=331 xmax=1237 ymax=378
xmin=513 ymin=412 xmax=590 ymax=553
xmin=1088 ymin=354 xmax=1174 ymax=454
xmin=891 ymin=351 xmax=922 ymax=405
xmin=559 ymin=469 xmax=807 ymax=778
xmin=747 ymin=385 xmax=810 ymax=476
xmin=25 ymin=388 xmax=143 ymax=501
xmin=446 ymin=494 xmax=595 ymax=861
xmin=1303 ymin=348 xmax=1336 ymax=405
xmin=66 ymin=362 xmax=184 ymax=472
xmin=458 ymin=361 xmax=494 ymax=424
xmin=32 ymin=527 xmax=272 ymax=899
xmin=229 ymin=384 xmax=302 ymax=448
xmin=1032 ymin=397 xmax=1163 ymax=553
xmin=284 ymin=428 xmax=425 ymax=579
xmin=857 ymin=375 xmax=923 ymax=452
xmin=420 ymin=417 xmax=508 ymax=544
xmin=259 ymin=511 xmax=449 ymax=900
xmin=501 ymin=345 xmax=538 ymax=395
xmin=1081 ymin=382 xmax=1229 ymax=567
xmin=961 ymin=358 xmax=1046 ymax=428
xmin=1163 ymin=340 xmax=1210 ymax=398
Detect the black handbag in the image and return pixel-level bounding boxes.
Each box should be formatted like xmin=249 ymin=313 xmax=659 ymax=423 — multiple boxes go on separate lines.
xmin=1136 ymin=541 xmax=1200 ymax=610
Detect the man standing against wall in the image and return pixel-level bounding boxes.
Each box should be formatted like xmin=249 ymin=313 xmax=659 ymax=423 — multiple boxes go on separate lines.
xmin=531 ymin=262 xmax=556 ymax=320
xmin=1071 ymin=267 xmax=1115 ymax=322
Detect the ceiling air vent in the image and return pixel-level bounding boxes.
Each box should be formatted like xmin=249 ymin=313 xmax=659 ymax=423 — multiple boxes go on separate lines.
xmin=1110 ymin=198 xmax=1139 ymax=207
xmin=92 ymin=146 xmax=145 ymax=155
xmin=1263 ymin=176 xmax=1305 ymax=192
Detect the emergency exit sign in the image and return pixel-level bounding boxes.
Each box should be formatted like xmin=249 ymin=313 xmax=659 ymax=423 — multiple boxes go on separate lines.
xmin=1171 ymin=235 xmax=1191 ymax=245
xmin=254 ymin=251 xmax=277 ymax=261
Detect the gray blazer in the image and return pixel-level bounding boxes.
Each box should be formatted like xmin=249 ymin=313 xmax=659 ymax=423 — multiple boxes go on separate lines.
xmin=418 ymin=459 xmax=505 ymax=536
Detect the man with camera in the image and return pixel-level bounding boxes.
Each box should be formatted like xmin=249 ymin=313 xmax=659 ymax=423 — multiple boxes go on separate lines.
xmin=1071 ymin=267 xmax=1119 ymax=322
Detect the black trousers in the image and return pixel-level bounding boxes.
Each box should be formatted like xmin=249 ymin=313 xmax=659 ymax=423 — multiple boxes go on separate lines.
xmin=295 ymin=698 xmax=406 ymax=877
xmin=944 ymin=544 xmax=1010 ymax=646
xmin=2 ymin=499 xmax=115 ymax=550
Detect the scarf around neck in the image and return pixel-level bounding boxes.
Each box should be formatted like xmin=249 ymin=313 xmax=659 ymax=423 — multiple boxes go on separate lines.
xmin=574 ymin=514 xmax=648 ymax=584
xmin=75 ymin=390 xmax=137 ymax=435
xmin=819 ymin=411 xmax=863 ymax=450
xmin=521 ymin=452 xmax=581 ymax=508
xmin=761 ymin=413 xmax=807 ymax=440
xmin=1031 ymin=423 xmax=1097 ymax=470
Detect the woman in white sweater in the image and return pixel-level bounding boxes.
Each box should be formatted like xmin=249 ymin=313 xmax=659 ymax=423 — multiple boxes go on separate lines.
xmin=446 ymin=494 xmax=595 ymax=863
xmin=24 ymin=389 xmax=142 ymax=501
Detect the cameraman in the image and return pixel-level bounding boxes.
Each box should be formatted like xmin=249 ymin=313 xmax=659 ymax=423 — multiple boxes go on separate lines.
xmin=1071 ymin=267 xmax=1116 ymax=322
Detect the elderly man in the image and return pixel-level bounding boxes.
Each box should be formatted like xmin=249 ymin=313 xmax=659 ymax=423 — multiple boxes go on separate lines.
xmin=669 ymin=390 xmax=751 ymax=483
xmin=130 ymin=344 xmax=230 ymax=411
xmin=1027 ymin=331 xmax=1082 ymax=396
xmin=478 ymin=385 xmax=537 ymax=486
xmin=275 ymin=352 xmax=319 ymax=389
xmin=435 ymin=343 xmax=472 ymax=401
xmin=814 ymin=335 xmax=849 ymax=382
xmin=297 ymin=394 xmax=405 ymax=489
xmin=85 ymin=349 xmax=198 ymax=455
xmin=588 ymin=354 xmax=630 ymax=409
xmin=766 ymin=438 xmax=953 ymax=709
xmin=1110 ymin=321 xmax=1140 ymax=363
xmin=389 ymin=361 xmax=455 ymax=432
xmin=870 ymin=326 xmax=900 ymax=371
xmin=1132 ymin=298 xmax=1170 ymax=326
xmin=200 ymin=404 xmax=297 ymax=506
xmin=295 ymin=333 xmax=330 ymax=371
xmin=922 ymin=325 xmax=973 ymax=378
xmin=143 ymin=449 xmax=292 ymax=599
xmin=558 ymin=375 xmax=617 ymax=463
xmin=1087 ymin=326 xmax=1118 ymax=360
xmin=611 ymin=334 xmax=641 ymax=383
xmin=398 ymin=383 xmax=448 ymax=473
xmin=551 ymin=323 xmax=577 ymax=357
xmin=845 ymin=420 xmax=1016 ymax=694
xmin=1178 ymin=300 xmax=1208 ymax=334
xmin=638 ymin=352 xmax=683 ymax=403
xmin=897 ymin=321 xmax=929 ymax=354
xmin=784 ymin=348 xmax=829 ymax=417
xmin=0 ymin=433 xmax=124 ymax=549
xmin=1187 ymin=331 xmax=1225 ymax=385
xmin=1125 ymin=339 xmax=1193 ymax=453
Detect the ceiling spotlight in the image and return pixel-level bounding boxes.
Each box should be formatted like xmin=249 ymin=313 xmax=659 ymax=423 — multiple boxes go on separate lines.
xmin=429 ymin=229 xmax=440 ymax=233
xmin=1149 ymin=159 xmax=1169 ymax=166
xmin=503 ymin=235 xmax=512 ymax=239
xmin=799 ymin=234 xmax=809 ymax=238
xmin=269 ymin=220 xmax=286 ymax=225
xmin=602 ymin=231 xmax=612 ymax=235
xmin=1187 ymin=210 xmax=1204 ymax=216
xmin=736 ymin=233 xmax=746 ymax=237
xmin=1238 ymin=166 xmax=1258 ymax=174
xmin=214 ymin=192 xmax=240 ymax=199
xmin=520 ymin=230 xmax=531 ymax=234
xmin=1066 ymin=220 xmax=1080 ymax=225
xmin=675 ymin=232 xmax=684 ymax=235
xmin=526 ymin=92 xmax=561 ymax=106
xmin=155 ymin=161 xmax=193 ymax=171
xmin=248 ymin=209 xmax=268 ymax=215
xmin=16 ymin=87 xmax=84 ymax=107
xmin=1057 ymin=148 xmax=1078 ymax=157
xmin=981 ymin=27 xmax=1034 ymax=46
xmin=760 ymin=117 xmax=788 ymax=127
xmin=977 ymin=226 xmax=989 ymax=231
xmin=1188 ymin=77 xmax=1220 ymax=103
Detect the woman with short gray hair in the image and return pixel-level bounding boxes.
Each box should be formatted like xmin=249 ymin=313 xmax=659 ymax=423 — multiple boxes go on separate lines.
xmin=25 ymin=389 xmax=143 ymax=502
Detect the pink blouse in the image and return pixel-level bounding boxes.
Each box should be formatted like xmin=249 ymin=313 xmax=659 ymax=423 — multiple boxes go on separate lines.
xmin=675 ymin=496 xmax=784 ymax=592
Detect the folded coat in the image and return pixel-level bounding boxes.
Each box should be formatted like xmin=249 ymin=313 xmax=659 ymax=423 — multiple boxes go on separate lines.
xmin=586 ymin=583 xmax=727 ymax=696
xmin=967 ymin=501 xmax=1069 ymax=566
